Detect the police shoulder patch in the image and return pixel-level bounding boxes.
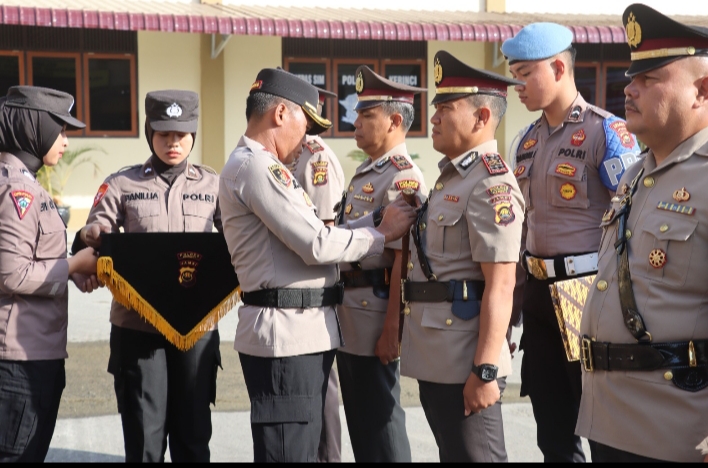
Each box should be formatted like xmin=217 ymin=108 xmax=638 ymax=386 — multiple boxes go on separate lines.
xmin=118 ymin=164 xmax=141 ymax=173
xmin=391 ymin=155 xmax=413 ymax=171
xmin=93 ymin=183 xmax=110 ymax=207
xmin=311 ymin=161 xmax=328 ymax=186
xmin=10 ymin=190 xmax=34 ymax=220
xmin=268 ymin=164 xmax=292 ymax=188
xmin=395 ymin=179 xmax=420 ymax=191
xmin=306 ymin=140 xmax=325 ymax=153
xmin=481 ymin=153 xmax=508 ymax=175
xmin=194 ymin=164 xmax=217 ymax=175
xmin=493 ymin=201 xmax=515 ymax=226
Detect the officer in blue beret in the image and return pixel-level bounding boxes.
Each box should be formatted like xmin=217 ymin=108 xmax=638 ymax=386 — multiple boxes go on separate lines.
xmin=502 ymin=22 xmax=641 ymax=462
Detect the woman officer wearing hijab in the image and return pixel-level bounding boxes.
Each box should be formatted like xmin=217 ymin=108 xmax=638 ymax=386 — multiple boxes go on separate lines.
xmin=72 ymin=90 xmax=222 ymax=462
xmin=0 ymin=86 xmax=99 ymax=462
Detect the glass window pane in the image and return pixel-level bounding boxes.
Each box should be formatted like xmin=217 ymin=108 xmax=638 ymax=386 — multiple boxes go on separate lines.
xmin=287 ymin=62 xmax=329 ymax=120
xmin=605 ymin=66 xmax=631 ymax=120
xmin=0 ymin=56 xmax=20 ymax=97
xmin=31 ymin=56 xmax=78 ymax=117
xmin=336 ymin=62 xmax=375 ymax=133
xmin=88 ymin=58 xmax=132 ymax=131
xmin=575 ymin=66 xmax=597 ymax=105
xmin=384 ymin=63 xmax=424 ymax=134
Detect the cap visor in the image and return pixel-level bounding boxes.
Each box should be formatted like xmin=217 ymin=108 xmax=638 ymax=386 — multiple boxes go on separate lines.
xmin=302 ymin=105 xmax=332 ymax=136
xmin=51 ymin=113 xmax=86 ymax=130
xmin=354 ymin=100 xmax=383 ymax=111
xmin=149 ymin=119 xmax=198 ymax=133
xmin=625 ymin=56 xmax=682 ymax=77
xmin=431 ymin=93 xmax=472 ymax=105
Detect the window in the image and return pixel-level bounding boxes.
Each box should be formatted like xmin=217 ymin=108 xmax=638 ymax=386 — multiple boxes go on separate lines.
xmin=602 ymin=63 xmax=631 ymax=120
xmin=284 ymin=58 xmax=331 ymax=121
xmin=383 ymin=60 xmax=426 ymax=137
xmin=84 ymin=54 xmax=137 ymax=136
xmin=333 ymin=59 xmax=378 ymax=136
xmin=575 ymin=63 xmax=599 ymax=106
xmin=0 ymin=51 xmax=22 ymax=95
xmin=28 ymin=52 xmax=83 ymax=133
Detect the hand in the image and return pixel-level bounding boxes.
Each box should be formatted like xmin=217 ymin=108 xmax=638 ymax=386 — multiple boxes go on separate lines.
xmin=506 ymin=326 xmax=517 ymax=358
xmin=70 ymin=273 xmax=103 ymax=293
xmin=67 ymin=247 xmax=98 ymax=276
xmin=375 ymin=320 xmax=400 ymax=365
xmin=376 ymin=197 xmax=417 ymax=243
xmin=463 ymin=372 xmax=500 ymax=416
xmin=81 ymin=223 xmax=111 ymax=249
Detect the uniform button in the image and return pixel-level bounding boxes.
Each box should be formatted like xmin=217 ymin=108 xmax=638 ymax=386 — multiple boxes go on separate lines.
xmin=660 ymin=224 xmax=669 ymax=233
xmin=664 ymin=371 xmax=674 ymax=380
xmin=435 ymin=182 xmax=444 ymax=191
xmin=404 ymin=306 xmax=411 ymax=316
xmin=348 ymin=185 xmax=354 ymax=192
xmin=445 ymin=318 xmax=453 ymax=326
xmin=407 ymin=262 xmax=414 ymax=270
xmin=438 ymin=215 xmax=444 ymax=221
xmin=596 ymin=280 xmax=608 ymax=291
xmin=625 ymin=229 xmax=632 ymax=239
xmin=363 ymin=211 xmax=369 ymax=216
xmin=354 ymin=212 xmax=360 ymax=218
xmin=419 ymin=222 xmax=427 ymax=231
xmin=361 ymin=300 xmax=368 ymax=307
xmin=643 ymin=176 xmax=655 ymax=188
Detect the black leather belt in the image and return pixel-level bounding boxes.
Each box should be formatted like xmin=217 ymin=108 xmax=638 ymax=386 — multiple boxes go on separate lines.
xmin=241 ymin=283 xmax=344 ymax=308
xmin=403 ymin=280 xmax=484 ymax=303
xmin=581 ymin=336 xmax=708 ymax=372
xmin=522 ymin=250 xmax=598 ymax=281
xmin=340 ymin=268 xmax=389 ymax=289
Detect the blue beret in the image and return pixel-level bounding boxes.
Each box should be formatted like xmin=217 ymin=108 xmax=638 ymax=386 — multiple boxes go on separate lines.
xmin=501 ymin=23 xmax=574 ymax=63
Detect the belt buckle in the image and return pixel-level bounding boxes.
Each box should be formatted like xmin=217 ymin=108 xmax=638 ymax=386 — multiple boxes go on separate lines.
xmin=526 ymin=256 xmax=548 ymax=280
xmin=581 ymin=336 xmax=594 ymax=372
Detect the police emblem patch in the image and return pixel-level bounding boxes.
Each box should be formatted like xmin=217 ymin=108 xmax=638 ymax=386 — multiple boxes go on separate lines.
xmin=523 ymin=139 xmax=537 ymax=150
xmin=355 ymin=72 xmax=364 ymax=93
xmin=609 ymin=121 xmax=636 ymax=148
xmin=306 ymin=140 xmax=324 ymax=153
xmin=166 ymin=103 xmax=182 ymax=118
xmin=250 ymin=80 xmax=263 ymax=91
xmin=481 ymin=153 xmax=508 ymax=175
xmin=268 ymin=164 xmax=292 ymax=188
xmin=493 ymin=201 xmax=515 ymax=226
xmin=571 ymin=129 xmax=586 ymax=147
xmin=177 ymin=251 xmax=202 ymax=288
xmin=434 ymin=57 xmax=443 ymax=85
xmin=10 ymin=190 xmax=33 ymax=220
xmin=395 ymin=179 xmax=419 ymax=191
xmin=94 ymin=183 xmax=109 ymax=207
xmin=555 ymin=162 xmax=577 ymax=177
xmin=362 ymin=182 xmax=375 ymax=193
xmin=391 ymin=155 xmax=412 ymax=171
xmin=626 ymin=12 xmax=642 ymax=48
xmin=444 ymin=194 xmax=459 ymax=203
xmin=513 ymin=165 xmax=526 ymax=177
xmin=560 ymin=183 xmax=577 ymax=200
xmin=311 ymin=161 xmax=328 ymax=186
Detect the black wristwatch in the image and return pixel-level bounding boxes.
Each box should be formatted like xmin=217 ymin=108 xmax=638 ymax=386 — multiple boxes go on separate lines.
xmin=372 ymin=206 xmax=384 ymax=227
xmin=471 ymin=363 xmax=498 ymax=382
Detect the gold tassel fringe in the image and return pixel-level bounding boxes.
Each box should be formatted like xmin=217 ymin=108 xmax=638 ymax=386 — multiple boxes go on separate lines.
xmin=97 ymin=256 xmax=239 ymax=351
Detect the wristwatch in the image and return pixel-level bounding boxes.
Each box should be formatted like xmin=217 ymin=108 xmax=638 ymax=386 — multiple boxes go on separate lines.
xmin=372 ymin=206 xmax=384 ymax=227
xmin=471 ymin=363 xmax=498 ymax=382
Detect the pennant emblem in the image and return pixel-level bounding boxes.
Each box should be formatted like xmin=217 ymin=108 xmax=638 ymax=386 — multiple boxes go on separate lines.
xmin=177 ymin=251 xmax=202 ymax=288
xmin=94 ymin=183 xmax=109 ymax=207
xmin=10 ymin=190 xmax=33 ymax=220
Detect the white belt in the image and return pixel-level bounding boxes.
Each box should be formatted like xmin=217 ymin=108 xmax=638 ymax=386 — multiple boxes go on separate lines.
xmin=526 ymin=252 xmax=598 ymax=280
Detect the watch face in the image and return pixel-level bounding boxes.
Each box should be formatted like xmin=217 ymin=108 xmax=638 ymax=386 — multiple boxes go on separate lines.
xmin=480 ymin=366 xmax=497 ymax=381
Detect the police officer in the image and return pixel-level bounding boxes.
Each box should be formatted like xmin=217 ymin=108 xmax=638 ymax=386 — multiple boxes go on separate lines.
xmin=287 ymin=88 xmax=345 ymax=463
xmin=501 ymin=23 xmax=641 ymax=462
xmin=73 ymin=90 xmax=222 ymax=462
xmin=218 ymin=67 xmax=417 ymax=463
xmin=0 ymin=86 xmax=98 ymax=462
xmin=336 ymin=65 xmax=427 ymax=462
xmin=399 ymin=51 xmax=524 ymax=462
xmin=576 ymin=4 xmax=708 ymax=462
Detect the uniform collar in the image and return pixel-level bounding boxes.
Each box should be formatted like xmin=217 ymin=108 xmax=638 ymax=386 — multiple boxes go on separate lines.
xmin=358 ymin=142 xmax=409 ymax=174
xmin=0 ymin=152 xmax=36 ymax=182
xmin=538 ymin=93 xmax=589 ymax=132
xmin=645 ymin=125 xmax=708 ymax=173
xmin=240 ymin=135 xmax=282 ymax=164
xmin=440 ymin=139 xmax=498 ymax=178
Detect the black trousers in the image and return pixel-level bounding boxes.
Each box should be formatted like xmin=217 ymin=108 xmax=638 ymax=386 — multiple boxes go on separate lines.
xmin=108 ymin=325 xmax=221 ymax=463
xmin=0 ymin=359 xmax=65 ymax=463
xmin=240 ymin=349 xmax=336 ymax=463
xmin=418 ymin=378 xmax=507 ymax=462
xmin=521 ymin=277 xmax=586 ymax=463
xmin=336 ymin=351 xmax=411 ymax=462
xmin=589 ymin=441 xmax=666 ymax=463
xmin=318 ymin=367 xmax=341 ymax=462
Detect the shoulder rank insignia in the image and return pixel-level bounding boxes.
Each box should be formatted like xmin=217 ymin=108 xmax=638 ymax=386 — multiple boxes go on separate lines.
xmin=493 ymin=201 xmax=515 ymax=226
xmin=94 ymin=183 xmax=109 ymax=207
xmin=657 ymin=201 xmax=695 ymax=216
xmin=20 ymin=169 xmax=35 ymax=181
xmin=268 ymin=164 xmax=291 ymax=188
xmin=375 ymin=156 xmax=390 ymax=168
xmin=481 ymin=153 xmax=508 ymax=175
xmin=460 ymin=151 xmax=478 ymax=170
xmin=311 ymin=161 xmax=328 ymax=186
xmin=391 ymin=155 xmax=413 ymax=171
xmin=10 ymin=190 xmax=33 ymax=220
xmin=362 ymin=182 xmax=374 ymax=193
xmin=395 ymin=179 xmax=419 ymax=191
xmin=306 ymin=140 xmax=324 ymax=153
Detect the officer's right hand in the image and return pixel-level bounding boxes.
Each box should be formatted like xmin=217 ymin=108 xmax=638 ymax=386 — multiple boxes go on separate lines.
xmin=70 ymin=273 xmax=103 ymax=293
xmin=81 ymin=223 xmax=111 ymax=249
xmin=67 ymin=247 xmax=98 ymax=276
xmin=376 ymin=198 xmax=417 ymax=244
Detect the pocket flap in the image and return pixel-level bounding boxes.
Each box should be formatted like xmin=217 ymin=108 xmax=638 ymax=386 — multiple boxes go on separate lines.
xmin=641 ymin=214 xmax=697 ymax=241
xmin=429 ymin=207 xmax=463 ymax=228
xmin=421 ymin=306 xmax=478 ymax=332
xmin=547 ymin=160 xmax=586 ymax=181
xmin=182 ymin=201 xmax=209 ymax=217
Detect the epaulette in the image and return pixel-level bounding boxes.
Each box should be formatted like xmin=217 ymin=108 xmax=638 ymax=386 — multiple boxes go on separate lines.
xmin=305 ymin=140 xmax=325 ymax=154
xmin=117 ymin=164 xmax=141 ymax=173
xmin=391 ymin=155 xmax=413 ymax=171
xmin=194 ymin=164 xmax=217 ymax=175
xmin=480 ymin=153 xmax=509 ymax=175
xmin=587 ymin=105 xmax=613 ymax=120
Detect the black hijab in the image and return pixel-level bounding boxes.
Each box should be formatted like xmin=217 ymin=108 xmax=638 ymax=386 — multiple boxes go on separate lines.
xmin=0 ymin=98 xmax=64 ymax=175
xmin=144 ymin=121 xmax=197 ymax=186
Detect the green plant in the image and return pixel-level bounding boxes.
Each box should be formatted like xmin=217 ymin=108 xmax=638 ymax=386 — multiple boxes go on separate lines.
xmin=37 ymin=146 xmax=104 ymax=206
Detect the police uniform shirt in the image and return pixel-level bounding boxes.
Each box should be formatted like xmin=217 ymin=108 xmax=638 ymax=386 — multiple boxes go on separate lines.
xmin=514 ymin=93 xmax=641 ymax=257
xmin=289 ymin=135 xmax=345 ymax=221
xmin=219 ymin=136 xmax=386 ymax=358
xmin=0 ymin=153 xmax=69 ymax=360
xmin=400 ymin=140 xmax=525 ymax=384
xmin=339 ymin=143 xmax=427 ymax=356
xmin=576 ymin=127 xmax=708 ymax=463
xmin=86 ymin=158 xmax=221 ymax=333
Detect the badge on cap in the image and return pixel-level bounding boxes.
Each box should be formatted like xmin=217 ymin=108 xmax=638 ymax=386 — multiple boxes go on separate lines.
xmin=626 ymin=12 xmax=642 ymax=48
xmin=166 ymin=103 xmax=182 ymax=119
xmin=355 ymin=72 xmax=364 ymax=93
xmin=434 ymin=57 xmax=443 ymax=85
xmin=10 ymin=190 xmax=33 ymax=220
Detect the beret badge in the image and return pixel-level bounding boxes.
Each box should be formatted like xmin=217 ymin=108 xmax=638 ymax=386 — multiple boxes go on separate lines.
xmin=434 ymin=57 xmax=443 ymax=85
xmin=355 ymin=71 xmax=364 ymax=93
xmin=626 ymin=12 xmax=642 ymax=48
xmin=166 ymin=103 xmax=182 ymax=118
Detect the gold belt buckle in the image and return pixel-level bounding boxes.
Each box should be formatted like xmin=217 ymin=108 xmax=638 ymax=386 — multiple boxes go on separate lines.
xmin=581 ymin=336 xmax=594 ymax=372
xmin=526 ymin=256 xmax=549 ymax=280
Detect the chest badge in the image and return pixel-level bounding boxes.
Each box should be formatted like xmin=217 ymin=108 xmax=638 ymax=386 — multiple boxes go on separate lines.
xmin=555 ymin=162 xmax=577 ymax=177
xmin=513 ymin=165 xmax=526 ymax=177
xmin=522 ymin=139 xmax=537 ymax=150
xmin=268 ymin=164 xmax=292 ymax=188
xmin=345 ymin=204 xmax=352 ymax=215
xmin=10 ymin=190 xmax=34 ymax=220
xmin=649 ymin=249 xmax=666 ymax=269
xmin=571 ymin=129 xmax=586 ymax=147
xmin=444 ymin=194 xmax=459 ymax=203
xmin=362 ymin=182 xmax=374 ymax=193
xmin=673 ymin=187 xmax=690 ymax=202
xmin=559 ymin=182 xmax=577 ymax=200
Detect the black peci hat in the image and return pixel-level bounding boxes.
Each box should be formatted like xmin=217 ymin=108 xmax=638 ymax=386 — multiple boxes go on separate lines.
xmin=353 ymin=65 xmax=427 ymax=110
xmin=4 ymin=85 xmax=85 ymax=129
xmin=145 ymin=90 xmax=199 ymax=133
xmin=249 ymin=68 xmax=332 ymax=135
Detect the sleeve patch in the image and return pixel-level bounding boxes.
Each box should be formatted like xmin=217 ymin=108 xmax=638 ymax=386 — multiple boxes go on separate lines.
xmin=268 ymin=164 xmax=292 ymax=188
xmin=608 ymin=121 xmax=636 ymax=148
xmin=93 ymin=183 xmax=109 ymax=207
xmin=306 ymin=140 xmax=325 ymax=153
xmin=10 ymin=190 xmax=34 ymax=220
xmin=311 ymin=161 xmax=328 ymax=186
xmin=391 ymin=155 xmax=413 ymax=171
xmin=601 ymin=116 xmax=642 ymax=191
xmin=395 ymin=179 xmax=420 ymax=191
xmin=481 ymin=153 xmax=508 ymax=175
xmin=493 ymin=201 xmax=515 ymax=226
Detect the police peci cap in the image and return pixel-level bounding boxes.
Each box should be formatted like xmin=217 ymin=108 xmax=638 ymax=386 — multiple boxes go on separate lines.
xmin=354 ymin=65 xmax=427 ymax=110
xmin=501 ymin=23 xmax=574 ymax=64
xmin=250 ymin=68 xmax=332 ymax=135
xmin=145 ymin=90 xmax=199 ymax=133
xmin=623 ymin=3 xmax=708 ymax=77
xmin=4 ymin=85 xmax=85 ymax=129
xmin=318 ymin=88 xmax=337 ymax=106
xmin=431 ymin=50 xmax=523 ymax=105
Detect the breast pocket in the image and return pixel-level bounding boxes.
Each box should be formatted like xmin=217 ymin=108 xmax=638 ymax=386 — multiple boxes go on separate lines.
xmin=634 ymin=213 xmax=697 ymax=286
xmin=421 ymin=306 xmax=479 ymax=333
xmin=36 ymin=213 xmax=66 ymax=260
xmin=427 ymin=206 xmax=465 ymax=260
xmin=547 ymin=160 xmax=589 ymax=209
xmin=124 ymin=201 xmax=160 ymax=232
xmin=183 ymin=201 xmax=214 ymax=232
xmin=514 ymin=160 xmax=533 ymax=209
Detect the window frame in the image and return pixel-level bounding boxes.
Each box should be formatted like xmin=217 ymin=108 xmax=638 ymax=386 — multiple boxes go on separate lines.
xmin=284 ymin=57 xmax=332 ymax=137
xmin=332 ymin=58 xmax=379 ymax=138
xmin=574 ymin=62 xmax=600 ymax=107
xmin=83 ymin=52 xmax=138 ymax=137
xmin=0 ymin=50 xmax=24 ymax=87
xmin=382 ymin=58 xmax=427 ymax=138
xmin=600 ymin=61 xmax=632 ymax=116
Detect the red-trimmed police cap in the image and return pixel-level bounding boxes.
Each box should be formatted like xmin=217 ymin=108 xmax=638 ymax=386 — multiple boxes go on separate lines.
xmin=318 ymin=88 xmax=337 ymax=106
xmin=623 ymin=3 xmax=708 ymax=77
xmin=354 ymin=65 xmax=426 ymax=111
xmin=432 ymin=51 xmax=523 ymax=105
